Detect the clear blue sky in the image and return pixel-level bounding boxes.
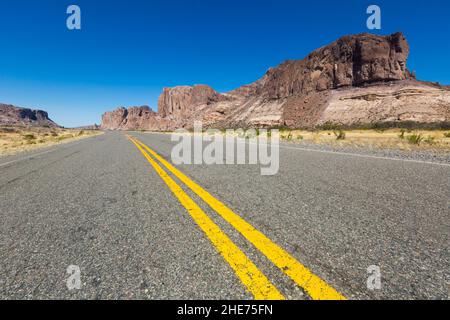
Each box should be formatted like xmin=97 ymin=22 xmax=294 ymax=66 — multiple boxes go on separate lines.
xmin=0 ymin=0 xmax=449 ymax=127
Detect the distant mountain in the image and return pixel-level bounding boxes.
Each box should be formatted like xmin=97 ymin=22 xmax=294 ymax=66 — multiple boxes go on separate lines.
xmin=101 ymin=32 xmax=450 ymax=130
xmin=0 ymin=103 xmax=59 ymax=127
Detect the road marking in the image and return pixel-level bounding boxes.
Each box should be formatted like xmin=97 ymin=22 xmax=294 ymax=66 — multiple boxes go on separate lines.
xmin=131 ymin=136 xmax=346 ymax=300
xmin=0 ymin=136 xmax=99 ymax=168
xmin=127 ymin=136 xmax=284 ymax=300
xmin=268 ymin=143 xmax=450 ymax=167
xmin=0 ymin=149 xmax=57 ymax=168
xmin=145 ymin=132 xmax=450 ymax=167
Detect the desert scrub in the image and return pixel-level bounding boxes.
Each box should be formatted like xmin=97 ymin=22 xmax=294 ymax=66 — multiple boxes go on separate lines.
xmin=333 ymin=130 xmax=346 ymax=140
xmin=22 ymin=133 xmax=36 ymax=141
xmin=406 ymin=133 xmax=423 ymax=145
xmin=444 ymin=132 xmax=450 ymax=138
xmin=282 ymin=132 xmax=293 ymax=141
xmin=56 ymin=134 xmax=73 ymax=142
xmin=0 ymin=127 xmax=17 ymax=133
xmin=424 ymin=136 xmax=435 ymax=145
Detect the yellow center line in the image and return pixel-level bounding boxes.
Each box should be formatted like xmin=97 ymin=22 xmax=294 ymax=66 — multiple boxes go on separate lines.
xmin=127 ymin=136 xmax=285 ymax=300
xmin=131 ymin=135 xmax=346 ymax=300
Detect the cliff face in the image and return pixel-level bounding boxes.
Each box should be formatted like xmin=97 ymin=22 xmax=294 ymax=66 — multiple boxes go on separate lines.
xmin=101 ymin=32 xmax=450 ymax=130
xmin=100 ymin=106 xmax=173 ymax=131
xmin=158 ymin=85 xmax=224 ymax=118
xmin=0 ymin=104 xmax=59 ymax=127
xmin=258 ymin=32 xmax=411 ymax=99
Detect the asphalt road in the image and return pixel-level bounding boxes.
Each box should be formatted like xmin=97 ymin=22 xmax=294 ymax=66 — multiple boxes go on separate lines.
xmin=0 ymin=132 xmax=448 ymax=300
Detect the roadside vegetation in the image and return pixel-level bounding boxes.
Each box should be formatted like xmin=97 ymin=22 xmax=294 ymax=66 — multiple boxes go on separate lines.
xmin=0 ymin=126 xmax=103 ymax=156
xmin=272 ymin=125 xmax=450 ymax=151
xmin=143 ymin=122 xmax=450 ymax=152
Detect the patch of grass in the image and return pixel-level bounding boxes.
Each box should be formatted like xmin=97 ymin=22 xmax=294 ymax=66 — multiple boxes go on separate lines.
xmin=316 ymin=122 xmax=342 ymax=131
xmin=316 ymin=121 xmax=450 ymax=131
xmin=333 ymin=130 xmax=346 ymax=140
xmin=424 ymin=136 xmax=436 ymax=145
xmin=56 ymin=134 xmax=73 ymax=142
xmin=22 ymin=133 xmax=36 ymax=141
xmin=443 ymin=132 xmax=450 ymax=138
xmin=399 ymin=129 xmax=406 ymax=139
xmin=406 ymin=133 xmax=423 ymax=145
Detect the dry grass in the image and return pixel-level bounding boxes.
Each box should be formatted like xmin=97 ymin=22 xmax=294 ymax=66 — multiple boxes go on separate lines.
xmin=153 ymin=128 xmax=450 ymax=151
xmin=0 ymin=126 xmax=103 ymax=156
xmin=277 ymin=129 xmax=450 ymax=151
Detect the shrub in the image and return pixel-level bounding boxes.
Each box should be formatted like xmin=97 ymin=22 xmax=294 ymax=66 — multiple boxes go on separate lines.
xmin=406 ymin=134 xmax=423 ymax=145
xmin=444 ymin=132 xmax=450 ymax=138
xmin=23 ymin=134 xmax=36 ymax=141
xmin=424 ymin=136 xmax=436 ymax=145
xmin=399 ymin=129 xmax=406 ymax=139
xmin=334 ymin=130 xmax=346 ymax=140
xmin=316 ymin=122 xmax=341 ymax=131
xmin=283 ymin=132 xmax=293 ymax=141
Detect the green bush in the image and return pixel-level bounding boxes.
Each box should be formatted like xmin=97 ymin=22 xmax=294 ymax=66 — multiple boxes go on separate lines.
xmin=406 ymin=134 xmax=423 ymax=145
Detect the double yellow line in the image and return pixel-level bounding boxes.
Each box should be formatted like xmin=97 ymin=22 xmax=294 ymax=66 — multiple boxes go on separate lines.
xmin=127 ymin=135 xmax=346 ymax=300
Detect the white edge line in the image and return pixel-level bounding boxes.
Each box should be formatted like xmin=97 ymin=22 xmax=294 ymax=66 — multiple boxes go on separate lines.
xmin=141 ymin=132 xmax=450 ymax=168
xmin=276 ymin=143 xmax=450 ymax=167
xmin=0 ymin=136 xmax=97 ymax=168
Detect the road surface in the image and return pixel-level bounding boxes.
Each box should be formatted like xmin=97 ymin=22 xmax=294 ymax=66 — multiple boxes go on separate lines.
xmin=0 ymin=132 xmax=448 ymax=299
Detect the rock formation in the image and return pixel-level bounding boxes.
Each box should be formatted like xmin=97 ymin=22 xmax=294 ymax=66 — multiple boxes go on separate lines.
xmin=101 ymin=32 xmax=450 ymax=130
xmin=0 ymin=104 xmax=59 ymax=127
xmin=158 ymin=85 xmax=225 ymax=118
xmin=100 ymin=106 xmax=173 ymax=131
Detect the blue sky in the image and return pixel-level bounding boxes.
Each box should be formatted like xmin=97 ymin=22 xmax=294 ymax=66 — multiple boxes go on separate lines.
xmin=0 ymin=0 xmax=449 ymax=127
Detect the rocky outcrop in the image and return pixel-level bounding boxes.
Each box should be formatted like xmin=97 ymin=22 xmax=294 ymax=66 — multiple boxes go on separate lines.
xmin=101 ymin=32 xmax=450 ymax=130
xmin=100 ymin=106 xmax=174 ymax=131
xmin=256 ymin=32 xmax=411 ymax=100
xmin=318 ymin=81 xmax=450 ymax=125
xmin=0 ymin=104 xmax=59 ymax=127
xmin=158 ymin=85 xmax=225 ymax=118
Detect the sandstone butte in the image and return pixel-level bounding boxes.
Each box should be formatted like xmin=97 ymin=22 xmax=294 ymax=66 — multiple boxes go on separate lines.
xmin=0 ymin=103 xmax=58 ymax=127
xmin=101 ymin=32 xmax=450 ymax=131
